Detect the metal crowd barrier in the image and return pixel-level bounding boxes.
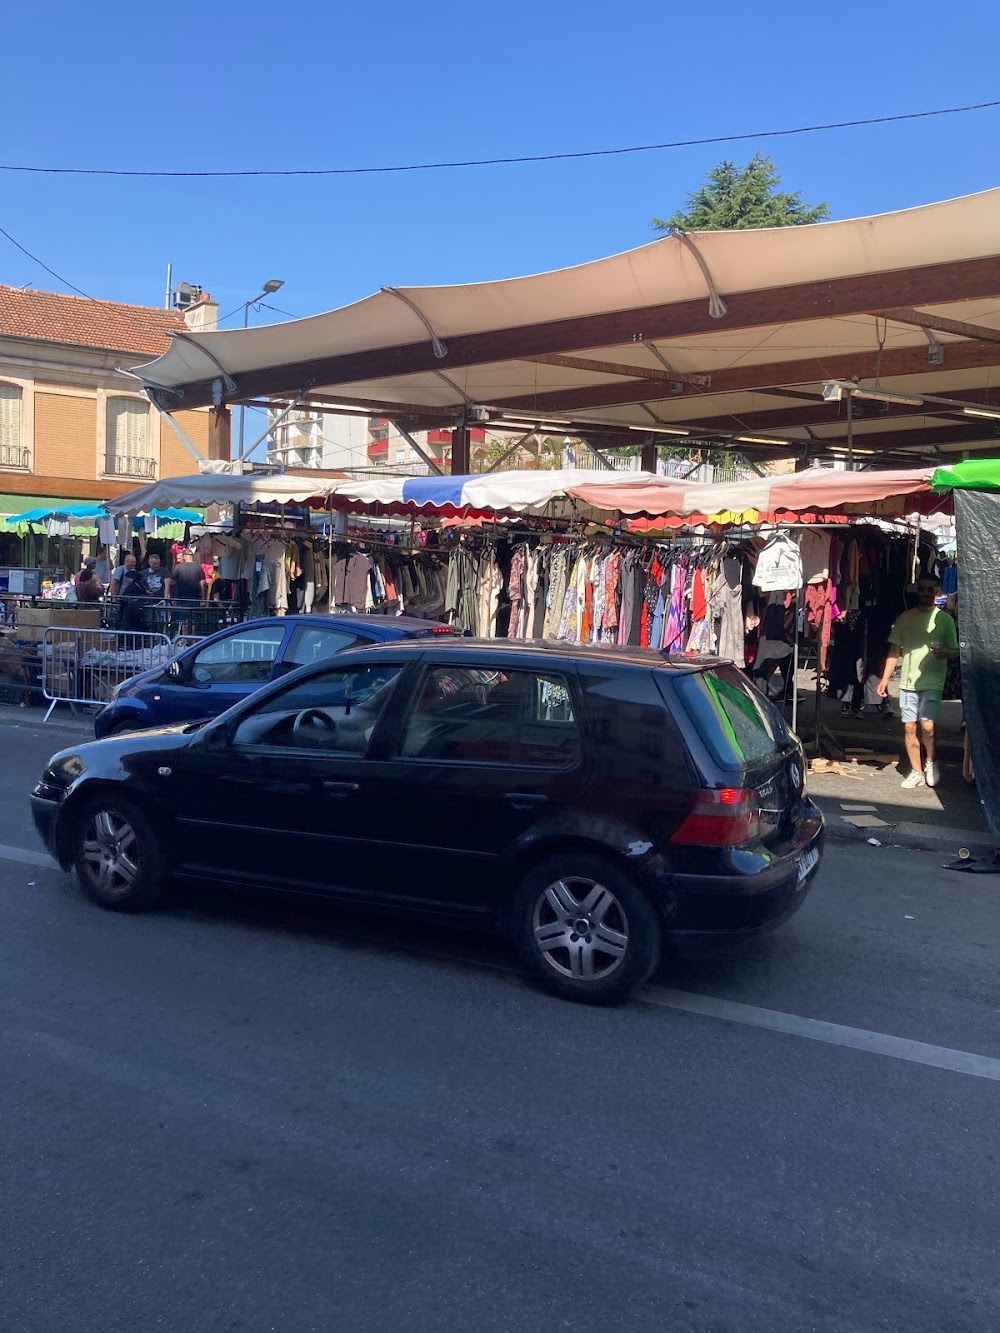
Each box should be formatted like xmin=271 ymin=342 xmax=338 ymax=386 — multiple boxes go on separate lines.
xmin=41 ymin=626 xmax=176 ymax=722
xmin=103 ymin=596 xmax=241 ymax=638
xmin=143 ymin=599 xmax=241 ymax=639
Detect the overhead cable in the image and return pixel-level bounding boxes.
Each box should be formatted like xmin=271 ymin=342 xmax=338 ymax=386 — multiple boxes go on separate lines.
xmin=0 ymin=100 xmax=997 ymax=178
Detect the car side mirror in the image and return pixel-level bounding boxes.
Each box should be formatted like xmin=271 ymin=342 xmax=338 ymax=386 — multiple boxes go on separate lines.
xmin=167 ymin=659 xmax=184 ymax=681
xmin=199 ymin=719 xmax=234 ymax=750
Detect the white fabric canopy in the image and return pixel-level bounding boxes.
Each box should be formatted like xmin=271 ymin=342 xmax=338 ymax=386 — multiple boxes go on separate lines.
xmin=106 ymin=472 xmax=335 ymax=515
xmin=134 ymin=189 xmax=1000 ymax=400
xmin=126 ymin=189 xmax=1000 ymax=466
xmin=106 ymin=466 xmax=934 ymax=520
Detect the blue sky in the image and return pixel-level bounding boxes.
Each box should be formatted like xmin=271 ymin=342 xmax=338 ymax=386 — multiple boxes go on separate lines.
xmin=2 ymin=0 xmax=998 ymax=327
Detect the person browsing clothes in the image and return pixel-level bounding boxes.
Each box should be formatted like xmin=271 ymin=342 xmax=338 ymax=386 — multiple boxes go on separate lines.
xmin=109 ymin=551 xmax=138 ymax=598
xmin=74 ymin=559 xmax=105 ymax=602
xmin=877 ymin=573 xmax=959 ymax=789
xmin=142 ymin=552 xmax=165 ymax=599
xmin=73 ymin=556 xmax=103 ymax=600
xmin=166 ymin=550 xmax=207 ymax=603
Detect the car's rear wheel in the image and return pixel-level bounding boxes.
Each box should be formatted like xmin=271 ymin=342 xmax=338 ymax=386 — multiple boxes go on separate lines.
xmin=73 ymin=795 xmax=164 ymax=912
xmin=513 ymin=852 xmax=660 ymax=1005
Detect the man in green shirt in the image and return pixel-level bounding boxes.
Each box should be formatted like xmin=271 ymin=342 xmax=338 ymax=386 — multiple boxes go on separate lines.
xmin=877 ymin=574 xmax=959 ymax=789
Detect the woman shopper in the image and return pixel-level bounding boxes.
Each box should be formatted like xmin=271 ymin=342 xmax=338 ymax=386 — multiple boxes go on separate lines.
xmin=75 ymin=563 xmax=105 ymax=602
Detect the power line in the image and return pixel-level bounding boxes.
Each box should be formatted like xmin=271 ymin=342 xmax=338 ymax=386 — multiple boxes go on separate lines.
xmin=217 ymin=299 xmax=299 ymax=325
xmin=0 ymin=222 xmax=191 ymax=341
xmin=0 ymin=100 xmax=997 ymax=178
xmin=259 ymin=301 xmax=297 ymax=319
xmin=0 ymin=222 xmax=95 ymax=298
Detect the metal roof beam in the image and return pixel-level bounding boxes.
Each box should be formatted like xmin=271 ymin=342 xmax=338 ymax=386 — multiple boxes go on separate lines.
xmin=661 ymin=385 xmax=1000 ymax=435
xmin=488 ymin=336 xmax=1000 ymax=417
xmin=523 ymin=352 xmax=710 ymax=388
xmin=812 ymin=420 xmax=999 ymax=453
xmin=876 ymin=307 xmax=1000 ymax=344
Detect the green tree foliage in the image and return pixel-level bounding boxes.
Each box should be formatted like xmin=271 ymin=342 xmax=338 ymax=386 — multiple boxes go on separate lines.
xmin=652 ymin=153 xmax=830 ymax=233
xmin=480 ymin=433 xmax=565 ymax=471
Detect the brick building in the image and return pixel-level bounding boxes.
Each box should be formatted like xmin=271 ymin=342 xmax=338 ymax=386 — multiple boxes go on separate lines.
xmin=0 ymin=286 xmax=229 ymax=526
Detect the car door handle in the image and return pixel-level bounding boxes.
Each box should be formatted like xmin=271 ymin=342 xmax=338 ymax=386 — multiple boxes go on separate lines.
xmin=504 ymin=792 xmax=549 ymax=810
xmin=322 ymin=780 xmax=359 ymax=797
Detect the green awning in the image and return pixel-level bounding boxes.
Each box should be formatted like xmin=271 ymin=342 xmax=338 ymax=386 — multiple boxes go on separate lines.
xmin=0 ymin=494 xmax=193 ymax=540
xmin=0 ymin=492 xmax=101 ymax=517
xmin=931 ymin=459 xmax=1000 ymax=493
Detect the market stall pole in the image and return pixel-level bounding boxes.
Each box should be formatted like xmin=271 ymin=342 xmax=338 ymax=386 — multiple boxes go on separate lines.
xmin=790 ymin=534 xmax=802 ymax=736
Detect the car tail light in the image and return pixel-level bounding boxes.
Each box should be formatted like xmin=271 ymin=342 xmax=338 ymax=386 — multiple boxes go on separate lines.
xmin=429 ymin=625 xmax=458 ymax=635
xmin=671 ymin=787 xmax=761 ymax=847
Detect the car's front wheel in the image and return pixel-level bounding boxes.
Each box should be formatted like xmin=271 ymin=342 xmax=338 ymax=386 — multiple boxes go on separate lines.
xmin=513 ymin=852 xmax=660 ymax=1005
xmin=73 ymin=794 xmax=165 ymax=912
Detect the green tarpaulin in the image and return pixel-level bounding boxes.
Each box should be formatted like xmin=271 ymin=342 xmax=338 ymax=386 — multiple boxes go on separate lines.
xmin=0 ymin=492 xmax=99 ymax=517
xmin=931 ymin=459 xmax=1000 ymax=493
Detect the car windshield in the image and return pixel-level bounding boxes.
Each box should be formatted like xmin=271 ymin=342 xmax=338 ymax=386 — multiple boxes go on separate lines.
xmin=669 ymin=666 xmax=794 ymax=769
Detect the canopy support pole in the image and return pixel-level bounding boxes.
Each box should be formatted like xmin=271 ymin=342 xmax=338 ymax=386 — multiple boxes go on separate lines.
xmin=640 ymin=434 xmax=657 ymax=473
xmin=237 ymin=391 xmax=306 ymax=464
xmin=328 ymin=495 xmax=335 ymax=613
xmin=149 ymin=399 xmax=205 ymax=463
xmin=791 ymin=533 xmax=803 ymax=736
xmin=482 ymin=429 xmax=536 ymax=474
xmin=451 ymin=412 xmax=471 ymax=475
xmin=577 ymin=437 xmax=615 ymax=470
xmin=846 ymin=404 xmax=855 ymax=472
xmin=391 ymin=421 xmax=444 ymax=476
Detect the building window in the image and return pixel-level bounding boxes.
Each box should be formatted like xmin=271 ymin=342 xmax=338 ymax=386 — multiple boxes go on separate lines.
xmin=0 ymin=383 xmax=28 ymax=470
xmin=106 ymin=398 xmax=155 ymax=478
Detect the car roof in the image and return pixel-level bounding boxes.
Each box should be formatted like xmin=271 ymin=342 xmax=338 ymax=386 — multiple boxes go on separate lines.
xmin=325 ymin=636 xmax=725 ymax=673
xmin=227 ymin=613 xmax=454 ymax=635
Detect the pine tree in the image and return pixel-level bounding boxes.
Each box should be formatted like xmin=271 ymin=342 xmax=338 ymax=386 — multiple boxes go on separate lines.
xmin=652 ymin=153 xmax=830 ymax=232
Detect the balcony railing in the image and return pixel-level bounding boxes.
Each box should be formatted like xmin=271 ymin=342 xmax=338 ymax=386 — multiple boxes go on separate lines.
xmin=0 ymin=443 xmax=31 ymax=470
xmin=105 ymin=454 xmax=157 ymax=479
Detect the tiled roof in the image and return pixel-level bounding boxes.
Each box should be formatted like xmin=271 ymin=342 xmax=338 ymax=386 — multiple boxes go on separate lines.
xmin=0 ymin=285 xmax=188 ymax=356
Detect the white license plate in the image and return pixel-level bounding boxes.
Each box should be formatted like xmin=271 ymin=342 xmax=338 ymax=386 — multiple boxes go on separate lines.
xmin=797 ymin=847 xmax=820 ymax=885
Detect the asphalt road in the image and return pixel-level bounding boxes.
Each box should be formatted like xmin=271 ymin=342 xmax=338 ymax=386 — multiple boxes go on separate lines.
xmin=1 ymin=720 xmax=998 ymax=1333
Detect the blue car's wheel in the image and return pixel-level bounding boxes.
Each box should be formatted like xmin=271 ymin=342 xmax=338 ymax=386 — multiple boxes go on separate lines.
xmin=108 ymin=719 xmax=144 ymax=737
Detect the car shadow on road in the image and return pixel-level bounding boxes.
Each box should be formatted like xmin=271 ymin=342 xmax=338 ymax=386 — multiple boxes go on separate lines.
xmin=160 ymin=879 xmax=786 ymax=998
xmin=164 ymin=880 xmax=519 ymax=975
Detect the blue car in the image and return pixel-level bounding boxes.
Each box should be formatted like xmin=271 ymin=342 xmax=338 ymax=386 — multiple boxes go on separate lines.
xmin=94 ymin=614 xmax=461 ymax=738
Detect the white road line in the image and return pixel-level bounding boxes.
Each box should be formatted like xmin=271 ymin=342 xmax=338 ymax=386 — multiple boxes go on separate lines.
xmin=0 ymin=843 xmax=53 ymax=867
xmin=3 ymin=838 xmax=994 ymax=1082
xmin=646 ymin=988 xmax=1000 ymax=1082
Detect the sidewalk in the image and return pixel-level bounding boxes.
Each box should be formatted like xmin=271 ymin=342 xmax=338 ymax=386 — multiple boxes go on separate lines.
xmin=789 ymin=685 xmax=993 ymax=856
xmin=0 ymin=701 xmax=97 ymax=738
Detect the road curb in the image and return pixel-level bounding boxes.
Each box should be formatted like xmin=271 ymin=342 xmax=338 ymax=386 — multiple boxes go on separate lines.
xmin=821 ymin=811 xmax=993 ymax=858
xmin=0 ymin=707 xmax=95 ymax=739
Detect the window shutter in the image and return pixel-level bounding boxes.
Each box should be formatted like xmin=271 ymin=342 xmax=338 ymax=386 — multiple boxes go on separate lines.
xmin=0 ymin=383 xmax=22 ymax=450
xmin=107 ymin=398 xmax=150 ymax=465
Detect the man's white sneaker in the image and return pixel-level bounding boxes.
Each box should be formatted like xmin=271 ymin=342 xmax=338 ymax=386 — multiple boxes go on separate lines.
xmin=901 ymin=770 xmax=926 ymax=789
xmin=925 ymin=761 xmax=940 ymax=788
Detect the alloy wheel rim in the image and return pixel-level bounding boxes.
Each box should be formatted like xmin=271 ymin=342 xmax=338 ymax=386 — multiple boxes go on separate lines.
xmin=82 ymin=810 xmax=140 ymax=896
xmin=531 ymin=876 xmax=629 ymax=981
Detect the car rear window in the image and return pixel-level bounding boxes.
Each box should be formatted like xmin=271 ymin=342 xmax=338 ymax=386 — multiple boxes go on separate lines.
xmin=668 ymin=666 xmax=794 ymax=769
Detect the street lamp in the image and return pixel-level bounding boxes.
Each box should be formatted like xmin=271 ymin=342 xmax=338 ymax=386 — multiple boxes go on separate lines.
xmin=238 ymin=279 xmax=285 ymax=461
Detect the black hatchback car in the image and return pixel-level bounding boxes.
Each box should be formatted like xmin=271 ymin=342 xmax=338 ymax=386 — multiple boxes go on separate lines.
xmin=32 ymin=641 xmax=823 ymax=1005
